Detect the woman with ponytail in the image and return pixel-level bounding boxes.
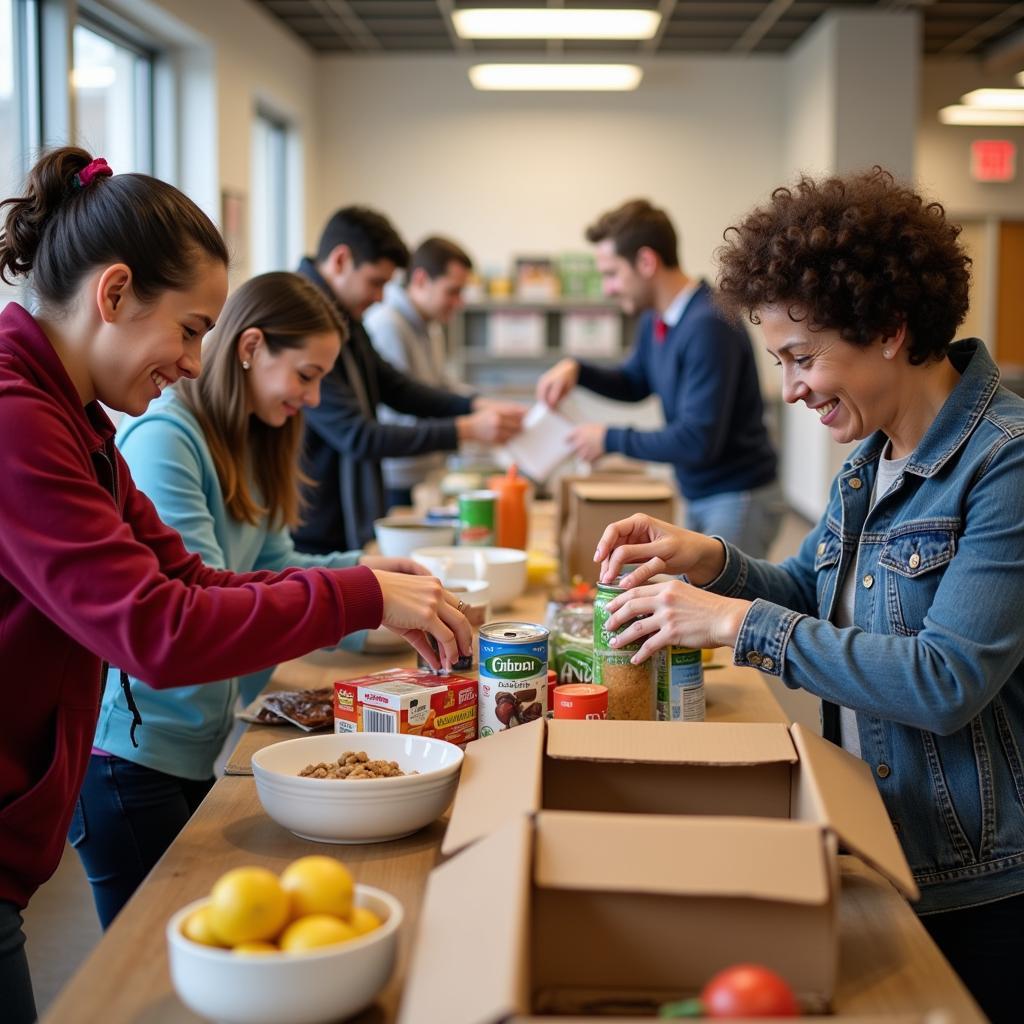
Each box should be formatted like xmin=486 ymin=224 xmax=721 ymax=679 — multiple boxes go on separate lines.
xmin=74 ymin=272 xmax=431 ymax=928
xmin=0 ymin=148 xmax=470 ymax=1021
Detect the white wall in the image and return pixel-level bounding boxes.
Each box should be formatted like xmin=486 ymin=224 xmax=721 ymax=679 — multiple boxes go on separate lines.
xmin=313 ymin=55 xmax=786 ymax=277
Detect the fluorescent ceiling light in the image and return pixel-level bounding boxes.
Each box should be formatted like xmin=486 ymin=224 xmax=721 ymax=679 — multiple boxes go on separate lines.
xmin=962 ymin=88 xmax=1024 ymax=110
xmin=469 ymin=63 xmax=643 ymax=91
xmin=454 ymin=8 xmax=660 ymax=40
xmin=939 ymin=104 xmax=1024 ymax=126
xmin=70 ymin=66 xmax=116 ymax=89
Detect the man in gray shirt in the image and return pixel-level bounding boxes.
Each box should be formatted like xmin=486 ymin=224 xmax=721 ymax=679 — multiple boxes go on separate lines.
xmin=365 ymin=236 xmax=475 ymax=508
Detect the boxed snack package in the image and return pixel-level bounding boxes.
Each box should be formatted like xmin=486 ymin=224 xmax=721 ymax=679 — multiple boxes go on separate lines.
xmin=333 ymin=669 xmax=477 ymax=746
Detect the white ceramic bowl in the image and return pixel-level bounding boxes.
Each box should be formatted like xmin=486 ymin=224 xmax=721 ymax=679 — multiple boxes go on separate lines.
xmin=411 ymin=546 xmax=528 ymax=608
xmin=373 ymin=518 xmax=455 ymax=558
xmin=167 ymin=884 xmax=401 ymax=1024
xmin=251 ymin=733 xmax=464 ymax=844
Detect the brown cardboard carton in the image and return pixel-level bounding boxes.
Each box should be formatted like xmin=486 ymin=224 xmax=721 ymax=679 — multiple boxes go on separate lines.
xmin=560 ymin=479 xmax=676 ymax=584
xmin=419 ymin=719 xmax=917 ymax=1019
xmin=402 ymin=810 xmax=918 ymax=1023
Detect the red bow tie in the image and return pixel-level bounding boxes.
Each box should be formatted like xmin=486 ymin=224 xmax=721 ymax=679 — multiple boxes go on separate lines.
xmin=654 ymin=317 xmax=668 ymax=343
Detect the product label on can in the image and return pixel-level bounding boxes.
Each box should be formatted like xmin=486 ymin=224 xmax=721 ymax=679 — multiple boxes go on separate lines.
xmin=458 ymin=491 xmax=496 ymax=547
xmin=668 ymin=647 xmax=705 ymax=722
xmin=593 ymin=584 xmax=642 ymax=654
xmin=478 ymin=624 xmax=549 ymax=737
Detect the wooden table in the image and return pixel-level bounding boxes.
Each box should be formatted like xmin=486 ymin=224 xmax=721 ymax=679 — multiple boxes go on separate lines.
xmin=42 ymin=578 xmax=985 ymax=1023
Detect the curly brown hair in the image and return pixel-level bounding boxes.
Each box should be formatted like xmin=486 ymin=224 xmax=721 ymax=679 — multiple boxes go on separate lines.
xmin=715 ymin=168 xmax=971 ymax=365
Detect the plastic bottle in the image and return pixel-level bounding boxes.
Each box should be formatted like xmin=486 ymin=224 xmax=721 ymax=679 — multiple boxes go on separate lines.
xmin=488 ymin=464 xmax=529 ymax=549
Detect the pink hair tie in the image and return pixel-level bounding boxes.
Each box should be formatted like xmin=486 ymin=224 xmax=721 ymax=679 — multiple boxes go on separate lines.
xmin=73 ymin=157 xmax=113 ymax=190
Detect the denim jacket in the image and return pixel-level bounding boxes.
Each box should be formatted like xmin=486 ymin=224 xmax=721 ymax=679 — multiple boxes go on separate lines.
xmin=710 ymin=339 xmax=1024 ymax=914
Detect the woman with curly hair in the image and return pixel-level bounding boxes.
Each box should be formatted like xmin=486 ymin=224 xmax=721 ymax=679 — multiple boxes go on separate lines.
xmin=593 ymin=168 xmax=1024 ymax=1022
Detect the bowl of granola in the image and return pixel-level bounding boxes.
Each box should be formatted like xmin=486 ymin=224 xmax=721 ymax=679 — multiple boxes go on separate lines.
xmin=251 ymin=734 xmax=464 ymax=844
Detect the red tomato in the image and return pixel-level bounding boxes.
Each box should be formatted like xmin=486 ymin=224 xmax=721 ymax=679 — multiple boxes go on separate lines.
xmin=701 ymin=964 xmax=801 ymax=1018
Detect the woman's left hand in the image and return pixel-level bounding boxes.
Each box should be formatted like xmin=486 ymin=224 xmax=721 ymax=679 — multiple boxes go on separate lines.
xmin=359 ymin=555 xmax=431 ymax=576
xmin=603 ymin=580 xmax=752 ymax=663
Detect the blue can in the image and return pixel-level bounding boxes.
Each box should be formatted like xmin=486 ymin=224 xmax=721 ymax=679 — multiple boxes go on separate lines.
xmin=478 ymin=622 xmax=549 ymax=737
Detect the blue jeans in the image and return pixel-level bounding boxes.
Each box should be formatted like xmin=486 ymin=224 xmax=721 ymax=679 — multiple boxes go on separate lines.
xmin=70 ymin=755 xmax=214 ymax=929
xmin=0 ymin=900 xmax=35 ymax=1023
xmin=685 ymin=480 xmax=784 ymax=560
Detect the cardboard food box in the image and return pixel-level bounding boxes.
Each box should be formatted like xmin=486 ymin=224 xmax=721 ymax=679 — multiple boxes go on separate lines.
xmin=560 ymin=478 xmax=676 ymax=584
xmin=428 ymin=719 xmax=917 ymax=1015
xmin=333 ymin=669 xmax=477 ymax=745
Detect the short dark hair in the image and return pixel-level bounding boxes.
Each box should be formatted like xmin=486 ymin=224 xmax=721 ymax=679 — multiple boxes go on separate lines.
xmin=0 ymin=145 xmax=227 ymax=308
xmin=585 ymin=199 xmax=679 ymax=269
xmin=316 ymin=205 xmax=409 ymax=269
xmin=410 ymin=236 xmax=472 ymax=279
xmin=716 ymin=168 xmax=972 ymax=365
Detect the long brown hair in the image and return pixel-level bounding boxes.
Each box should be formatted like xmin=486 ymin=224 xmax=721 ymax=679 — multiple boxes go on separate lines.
xmin=177 ymin=272 xmax=345 ymax=529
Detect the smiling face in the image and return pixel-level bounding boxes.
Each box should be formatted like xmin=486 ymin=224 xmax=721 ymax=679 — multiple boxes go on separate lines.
xmin=243 ymin=329 xmax=340 ymax=428
xmin=594 ymin=239 xmax=654 ymax=315
xmin=758 ymin=304 xmax=897 ymax=445
xmin=410 ymin=261 xmax=469 ymax=324
xmin=90 ymin=258 xmax=228 ymax=415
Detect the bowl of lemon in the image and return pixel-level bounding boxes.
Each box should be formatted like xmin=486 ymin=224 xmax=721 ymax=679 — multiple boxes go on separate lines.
xmin=167 ymin=856 xmax=402 ymax=1024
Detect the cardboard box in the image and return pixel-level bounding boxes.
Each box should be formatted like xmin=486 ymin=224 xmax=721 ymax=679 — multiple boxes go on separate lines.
xmin=333 ymin=669 xmax=477 ymax=745
xmin=559 ymin=478 xmax=676 ymax=584
xmin=421 ymin=719 xmax=916 ymax=1017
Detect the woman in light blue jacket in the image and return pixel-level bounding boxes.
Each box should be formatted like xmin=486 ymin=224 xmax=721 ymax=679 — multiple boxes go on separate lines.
xmin=596 ymin=170 xmax=1024 ymax=1024
xmin=73 ymin=272 xmax=428 ymax=927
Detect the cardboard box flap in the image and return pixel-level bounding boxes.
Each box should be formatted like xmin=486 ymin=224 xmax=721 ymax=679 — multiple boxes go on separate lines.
xmin=399 ymin=815 xmax=533 ymax=1024
xmin=790 ymin=724 xmax=919 ymax=901
xmin=572 ymin=481 xmax=675 ymax=503
xmin=442 ymin=718 xmax=545 ymax=856
xmin=534 ymin=811 xmax=831 ymax=905
xmin=546 ymin=719 xmax=798 ymax=766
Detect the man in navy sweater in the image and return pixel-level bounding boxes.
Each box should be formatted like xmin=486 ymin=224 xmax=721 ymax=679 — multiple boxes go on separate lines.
xmin=537 ymin=199 xmax=782 ymax=558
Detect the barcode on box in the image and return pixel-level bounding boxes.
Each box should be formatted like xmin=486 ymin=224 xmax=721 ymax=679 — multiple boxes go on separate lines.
xmin=363 ymin=707 xmax=397 ymax=733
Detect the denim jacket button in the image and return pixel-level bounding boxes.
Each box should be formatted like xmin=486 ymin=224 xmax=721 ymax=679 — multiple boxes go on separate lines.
xmin=876 ymin=763 xmax=891 ymax=779
xmin=909 ymin=552 xmax=921 ymax=569
xmin=816 ymin=542 xmax=826 ymax=556
xmin=862 ymin=573 xmax=875 ymax=589
xmin=760 ymin=656 xmax=775 ymax=671
xmin=746 ymin=651 xmax=763 ymax=667
xmin=849 ymin=478 xmax=863 ymax=490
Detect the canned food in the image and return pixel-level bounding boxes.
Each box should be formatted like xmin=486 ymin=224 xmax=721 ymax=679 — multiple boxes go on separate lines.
xmin=666 ymin=646 xmax=705 ymax=722
xmin=458 ymin=490 xmax=497 ymax=546
xmin=553 ymin=684 xmax=608 ymax=720
xmin=550 ymin=603 xmax=595 ymax=688
xmin=478 ymin=622 xmax=549 ymax=736
xmin=593 ymin=581 xmax=655 ymax=721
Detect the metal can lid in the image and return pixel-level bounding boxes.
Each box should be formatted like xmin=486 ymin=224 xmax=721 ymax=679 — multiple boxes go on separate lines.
xmin=480 ymin=621 xmax=550 ymax=643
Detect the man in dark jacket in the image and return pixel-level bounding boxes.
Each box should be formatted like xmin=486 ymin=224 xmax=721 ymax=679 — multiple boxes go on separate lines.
xmin=536 ymin=199 xmax=782 ymax=559
xmin=295 ymin=206 xmax=523 ymax=552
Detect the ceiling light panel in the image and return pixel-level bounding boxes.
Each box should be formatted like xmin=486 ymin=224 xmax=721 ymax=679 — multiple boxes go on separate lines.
xmin=940 ymin=105 xmax=1024 ymax=126
xmin=468 ymin=63 xmax=643 ymax=91
xmin=453 ymin=8 xmax=660 ymax=41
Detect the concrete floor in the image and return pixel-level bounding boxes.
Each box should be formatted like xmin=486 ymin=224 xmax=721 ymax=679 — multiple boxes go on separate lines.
xmin=22 ymin=509 xmax=816 ymax=1018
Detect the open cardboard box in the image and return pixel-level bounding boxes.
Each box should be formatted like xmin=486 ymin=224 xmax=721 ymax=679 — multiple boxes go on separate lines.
xmin=419 ymin=719 xmax=917 ymax=1019
xmin=558 ymin=477 xmax=676 ymax=584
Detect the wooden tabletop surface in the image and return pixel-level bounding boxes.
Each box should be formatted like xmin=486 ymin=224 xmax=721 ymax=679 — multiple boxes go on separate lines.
xmin=40 ymin=510 xmax=986 ymax=1022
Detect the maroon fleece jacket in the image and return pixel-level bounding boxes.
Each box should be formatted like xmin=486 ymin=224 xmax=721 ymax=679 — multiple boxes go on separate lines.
xmin=0 ymin=302 xmax=383 ymax=908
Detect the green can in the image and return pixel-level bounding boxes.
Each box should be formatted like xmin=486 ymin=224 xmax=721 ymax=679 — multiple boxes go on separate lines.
xmin=550 ymin=603 xmax=595 ymax=687
xmin=457 ymin=490 xmax=496 ymax=546
xmin=593 ymin=581 xmax=655 ymax=720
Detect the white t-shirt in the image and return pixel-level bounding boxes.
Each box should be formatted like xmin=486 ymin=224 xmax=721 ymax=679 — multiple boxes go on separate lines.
xmin=836 ymin=442 xmax=913 ymax=758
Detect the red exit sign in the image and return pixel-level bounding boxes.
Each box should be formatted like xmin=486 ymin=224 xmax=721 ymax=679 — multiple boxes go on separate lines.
xmin=971 ymin=139 xmax=1017 ymax=182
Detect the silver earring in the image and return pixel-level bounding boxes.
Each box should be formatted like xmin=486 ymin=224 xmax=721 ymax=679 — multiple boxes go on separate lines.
xmin=883 ymin=349 xmax=892 ymax=358
xmin=241 ymin=360 xmax=251 ymax=370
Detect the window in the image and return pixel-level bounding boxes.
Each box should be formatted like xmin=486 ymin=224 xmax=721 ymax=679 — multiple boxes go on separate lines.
xmin=251 ymin=110 xmax=290 ymax=274
xmin=72 ymin=17 xmax=154 ymax=174
xmin=0 ymin=0 xmax=38 ymax=202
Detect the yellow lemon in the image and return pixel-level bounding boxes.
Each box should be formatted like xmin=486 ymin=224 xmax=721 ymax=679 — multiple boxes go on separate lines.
xmin=279 ymin=914 xmax=357 ymax=953
xmin=208 ymin=867 xmax=289 ymax=946
xmin=181 ymin=903 xmax=227 ymax=948
xmin=281 ymin=855 xmax=354 ymax=921
xmin=233 ymin=941 xmax=278 ymax=956
xmin=348 ymin=906 xmax=381 ymax=937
